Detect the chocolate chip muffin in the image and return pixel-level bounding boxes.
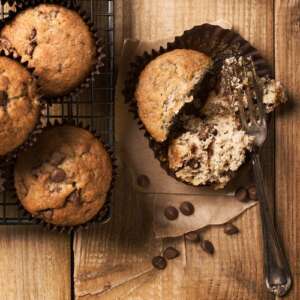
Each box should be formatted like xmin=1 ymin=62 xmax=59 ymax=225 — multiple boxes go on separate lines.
xmin=14 ymin=125 xmax=113 ymax=226
xmin=135 ymin=49 xmax=212 ymax=142
xmin=0 ymin=3 xmax=97 ymax=97
xmin=0 ymin=55 xmax=40 ymax=156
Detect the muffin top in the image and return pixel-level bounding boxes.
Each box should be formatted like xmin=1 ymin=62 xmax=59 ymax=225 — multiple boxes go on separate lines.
xmin=0 ymin=4 xmax=97 ymax=97
xmin=0 ymin=56 xmax=40 ymax=156
xmin=135 ymin=49 xmax=212 ymax=142
xmin=14 ymin=125 xmax=113 ymax=226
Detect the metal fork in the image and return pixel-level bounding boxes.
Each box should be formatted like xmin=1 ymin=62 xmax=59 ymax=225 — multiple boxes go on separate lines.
xmin=229 ymin=58 xmax=292 ymax=297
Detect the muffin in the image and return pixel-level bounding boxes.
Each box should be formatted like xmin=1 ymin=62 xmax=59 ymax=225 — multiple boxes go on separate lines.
xmin=167 ymin=56 xmax=287 ymax=188
xmin=14 ymin=125 xmax=113 ymax=226
xmin=135 ymin=49 xmax=212 ymax=142
xmin=0 ymin=55 xmax=40 ymax=156
xmin=0 ymin=3 xmax=97 ymax=97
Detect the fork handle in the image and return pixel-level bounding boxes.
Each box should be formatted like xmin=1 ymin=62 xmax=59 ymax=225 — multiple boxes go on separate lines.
xmin=251 ymin=152 xmax=292 ymax=297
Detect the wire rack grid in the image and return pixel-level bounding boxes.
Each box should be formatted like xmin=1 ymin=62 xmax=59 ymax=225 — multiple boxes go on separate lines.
xmin=0 ymin=0 xmax=115 ymax=225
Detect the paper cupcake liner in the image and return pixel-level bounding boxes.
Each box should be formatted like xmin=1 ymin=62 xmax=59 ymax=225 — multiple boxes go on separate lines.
xmin=0 ymin=0 xmax=105 ymax=103
xmin=0 ymin=49 xmax=45 ymax=165
xmin=123 ymin=24 xmax=272 ymax=188
xmin=12 ymin=119 xmax=117 ymax=233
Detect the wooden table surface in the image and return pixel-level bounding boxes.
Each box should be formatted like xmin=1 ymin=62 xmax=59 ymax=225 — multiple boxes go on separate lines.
xmin=0 ymin=1 xmax=299 ymax=299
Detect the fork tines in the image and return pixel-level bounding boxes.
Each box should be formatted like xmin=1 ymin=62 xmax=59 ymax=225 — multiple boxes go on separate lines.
xmin=221 ymin=56 xmax=266 ymax=131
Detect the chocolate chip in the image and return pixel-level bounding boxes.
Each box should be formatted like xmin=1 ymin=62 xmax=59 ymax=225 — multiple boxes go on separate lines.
xmin=50 ymin=168 xmax=66 ymax=183
xmin=50 ymin=152 xmax=66 ymax=166
xmin=187 ymin=159 xmax=200 ymax=169
xmin=137 ymin=175 xmax=150 ymax=188
xmin=29 ymin=28 xmax=37 ymax=40
xmin=235 ymin=187 xmax=249 ymax=202
xmin=248 ymin=185 xmax=257 ymax=200
xmin=200 ymin=240 xmax=215 ymax=255
xmin=164 ymin=206 xmax=179 ymax=221
xmin=163 ymin=247 xmax=180 ymax=260
xmin=67 ymin=189 xmax=81 ymax=206
xmin=0 ymin=90 xmax=8 ymax=108
xmin=224 ymin=223 xmax=239 ymax=235
xmin=191 ymin=144 xmax=198 ymax=154
xmin=152 ymin=256 xmax=167 ymax=270
xmin=185 ymin=231 xmax=200 ymax=242
xmin=179 ymin=201 xmax=194 ymax=216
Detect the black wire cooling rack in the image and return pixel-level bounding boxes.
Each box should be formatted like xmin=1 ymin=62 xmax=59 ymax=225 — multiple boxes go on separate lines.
xmin=0 ymin=0 xmax=115 ymax=225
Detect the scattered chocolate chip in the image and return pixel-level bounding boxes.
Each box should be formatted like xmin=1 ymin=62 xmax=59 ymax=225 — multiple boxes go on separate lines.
xmin=67 ymin=189 xmax=81 ymax=206
xmin=152 ymin=256 xmax=167 ymax=270
xmin=41 ymin=209 xmax=53 ymax=219
xmin=137 ymin=174 xmax=150 ymax=188
xmin=185 ymin=231 xmax=200 ymax=242
xmin=50 ymin=168 xmax=66 ymax=183
xmin=29 ymin=28 xmax=37 ymax=40
xmin=179 ymin=201 xmax=194 ymax=216
xmin=235 ymin=187 xmax=249 ymax=202
xmin=0 ymin=90 xmax=8 ymax=108
xmin=248 ymin=185 xmax=257 ymax=200
xmin=50 ymin=152 xmax=66 ymax=166
xmin=163 ymin=247 xmax=180 ymax=260
xmin=200 ymin=240 xmax=215 ymax=255
xmin=164 ymin=206 xmax=179 ymax=221
xmin=224 ymin=223 xmax=239 ymax=235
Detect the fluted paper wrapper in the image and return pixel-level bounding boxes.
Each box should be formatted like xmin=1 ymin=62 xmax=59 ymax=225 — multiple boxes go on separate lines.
xmin=118 ymin=23 xmax=260 ymax=239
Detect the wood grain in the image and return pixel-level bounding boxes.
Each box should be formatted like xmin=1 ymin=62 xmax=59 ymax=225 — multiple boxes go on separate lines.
xmin=74 ymin=1 xmax=276 ymax=299
xmin=275 ymin=1 xmax=300 ymax=299
xmin=0 ymin=226 xmax=71 ymax=300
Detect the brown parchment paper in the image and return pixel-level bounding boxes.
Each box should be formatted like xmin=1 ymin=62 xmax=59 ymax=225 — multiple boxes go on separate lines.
xmin=116 ymin=24 xmax=257 ymax=239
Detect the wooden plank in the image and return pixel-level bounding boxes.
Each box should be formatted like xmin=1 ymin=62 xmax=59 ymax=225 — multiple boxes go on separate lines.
xmin=0 ymin=226 xmax=71 ymax=300
xmin=74 ymin=1 xmax=275 ymax=299
xmin=275 ymin=0 xmax=300 ymax=299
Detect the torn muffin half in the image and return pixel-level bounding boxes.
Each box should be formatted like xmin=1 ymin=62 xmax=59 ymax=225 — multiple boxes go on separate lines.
xmin=135 ymin=49 xmax=213 ymax=142
xmin=168 ymin=56 xmax=287 ymax=189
